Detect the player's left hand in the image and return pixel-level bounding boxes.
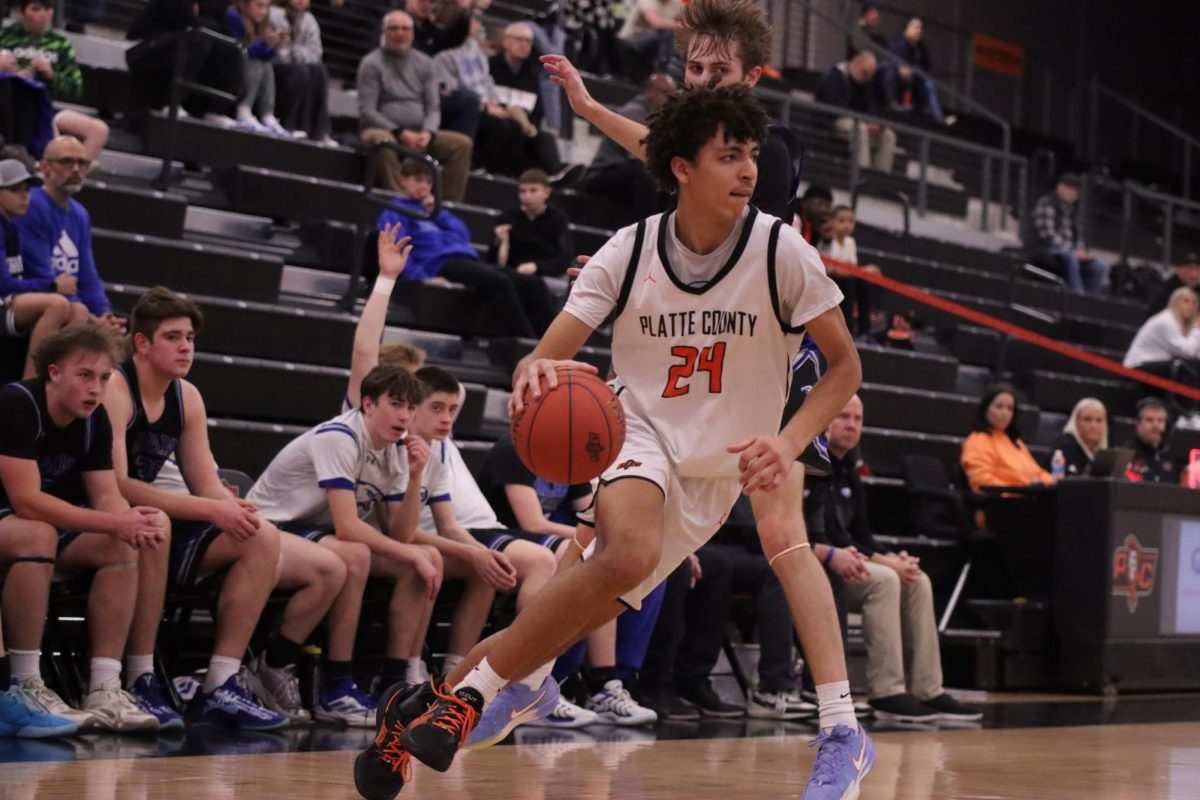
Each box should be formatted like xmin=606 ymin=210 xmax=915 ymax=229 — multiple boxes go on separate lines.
xmin=405 ymin=434 xmax=431 ymax=474
xmin=377 ymin=222 xmax=413 ymax=279
xmin=728 ymin=435 xmax=799 ymax=494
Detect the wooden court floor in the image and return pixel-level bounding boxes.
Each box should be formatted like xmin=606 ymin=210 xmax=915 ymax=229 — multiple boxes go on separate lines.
xmin=5 ymin=721 xmax=1198 ymax=800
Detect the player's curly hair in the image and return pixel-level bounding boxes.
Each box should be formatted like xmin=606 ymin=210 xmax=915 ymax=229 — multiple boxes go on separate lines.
xmin=643 ymin=83 xmax=769 ymax=193
xmin=676 ymin=0 xmax=772 ymax=72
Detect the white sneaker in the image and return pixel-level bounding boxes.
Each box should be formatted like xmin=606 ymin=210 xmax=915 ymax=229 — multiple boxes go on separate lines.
xmin=11 ymin=676 xmax=96 ymax=729
xmin=526 ymin=696 xmax=599 ymax=729
xmin=203 ymin=112 xmax=239 ymax=129
xmin=83 ymin=677 xmax=159 ymax=732
xmin=746 ymin=689 xmax=817 ymax=720
xmin=246 ymin=660 xmax=311 ymax=723
xmin=261 ymin=115 xmax=290 ymax=136
xmin=237 ymin=115 xmax=271 ymax=135
xmin=585 ymin=680 xmax=657 ymax=726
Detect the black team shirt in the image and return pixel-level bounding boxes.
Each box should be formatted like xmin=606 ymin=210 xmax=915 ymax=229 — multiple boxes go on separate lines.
xmin=0 ymin=379 xmax=113 ymax=509
xmin=117 ymin=360 xmax=185 ymax=484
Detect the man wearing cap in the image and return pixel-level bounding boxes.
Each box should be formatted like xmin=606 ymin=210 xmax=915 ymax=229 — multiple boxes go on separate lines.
xmin=1147 ymin=253 xmax=1200 ymax=318
xmin=0 ymin=157 xmax=88 ymax=378
xmin=14 ymin=136 xmax=124 ymax=336
xmin=1030 ymin=173 xmax=1107 ymax=295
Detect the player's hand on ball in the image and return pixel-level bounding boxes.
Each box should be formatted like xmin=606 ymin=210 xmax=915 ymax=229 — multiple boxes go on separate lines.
xmin=728 ymin=435 xmax=799 ymax=494
xmin=377 ymin=222 xmax=413 ymax=279
xmin=406 ymin=434 xmax=431 ymax=473
xmin=509 ymin=358 xmax=598 ymax=417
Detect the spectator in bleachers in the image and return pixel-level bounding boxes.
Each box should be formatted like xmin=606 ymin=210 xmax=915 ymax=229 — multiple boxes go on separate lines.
xmin=406 ymin=0 xmax=480 ymax=138
xmin=580 ymin=72 xmax=672 ymax=226
xmin=224 ymin=0 xmax=292 ymax=135
xmin=488 ymin=168 xmax=573 ymax=278
xmin=881 ymin=17 xmax=946 ymax=124
xmin=489 ymin=22 xmax=578 ymax=181
xmin=125 ymin=0 xmax=243 ymax=124
xmin=105 ymin=287 xmax=292 ymax=731
xmin=961 ymin=384 xmax=1054 ymax=493
xmin=433 ymin=12 xmax=503 ymax=134
xmin=1052 ymin=398 xmax=1109 ymax=477
xmin=377 ymin=157 xmax=555 ymax=336
xmin=246 ymin=365 xmax=444 ymax=704
xmin=1124 ymin=397 xmax=1179 ymax=483
xmin=815 ymin=50 xmax=895 ymax=174
xmin=795 ymin=183 xmax=833 ymax=247
xmin=0 ymin=0 xmax=109 ymax=163
xmin=563 ymin=0 xmax=619 ymax=77
xmin=273 ymin=0 xmax=335 ymax=145
xmin=1146 ymin=252 xmax=1200 ymax=319
xmin=16 ymin=136 xmax=122 ymax=332
xmin=0 ymin=324 xmax=165 ymax=732
xmin=1 ymin=158 xmax=88 ymax=379
xmin=617 ymin=0 xmax=682 ymax=81
xmin=824 ymin=204 xmax=881 ymax=339
xmin=1124 ymin=286 xmax=1200 ymax=420
xmin=845 ymin=2 xmax=887 ymax=59
xmin=1030 ymin=173 xmax=1106 ymax=295
xmin=358 ymin=10 xmax=473 ymax=202
xmin=808 ymin=395 xmax=981 ymax=723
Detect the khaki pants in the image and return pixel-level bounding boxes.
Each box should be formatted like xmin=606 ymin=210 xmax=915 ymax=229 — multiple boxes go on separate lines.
xmin=842 ymin=560 xmax=943 ymax=701
xmin=360 ymin=126 xmax=473 ymax=202
xmin=834 ymin=116 xmax=896 ymax=173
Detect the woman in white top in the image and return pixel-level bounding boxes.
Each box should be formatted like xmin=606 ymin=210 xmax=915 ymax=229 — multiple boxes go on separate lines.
xmin=1124 ymin=286 xmax=1200 ymax=413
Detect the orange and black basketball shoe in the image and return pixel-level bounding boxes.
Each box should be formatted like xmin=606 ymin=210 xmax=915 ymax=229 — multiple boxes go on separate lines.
xmin=353 ymin=680 xmax=437 ymax=799
xmin=396 ymin=682 xmax=483 ymax=772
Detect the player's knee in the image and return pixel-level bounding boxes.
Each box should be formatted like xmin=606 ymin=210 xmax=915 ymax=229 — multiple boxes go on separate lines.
xmin=755 ymin=515 xmax=802 ymax=555
xmin=68 ymin=303 xmax=89 ymax=324
xmin=420 ymin=544 xmax=444 ymax=576
xmin=527 ymin=545 xmax=558 ymax=579
xmin=245 ymin=521 xmax=281 ymax=563
xmin=873 ymin=565 xmax=900 ymax=597
xmin=44 ymin=293 xmax=71 ymax=321
xmin=11 ymin=519 xmax=58 ymax=560
xmin=341 ymin=541 xmax=370 ymax=585
xmin=593 ymin=544 xmax=657 ymax=593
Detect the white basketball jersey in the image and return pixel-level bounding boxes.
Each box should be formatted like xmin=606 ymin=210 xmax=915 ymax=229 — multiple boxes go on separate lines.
xmin=576 ymin=208 xmax=841 ymax=479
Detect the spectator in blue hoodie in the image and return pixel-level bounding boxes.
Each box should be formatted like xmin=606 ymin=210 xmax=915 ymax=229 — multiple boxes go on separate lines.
xmin=15 ymin=136 xmax=124 ymax=334
xmin=376 ymin=158 xmax=554 ymax=337
xmin=0 ymin=157 xmax=88 ymax=378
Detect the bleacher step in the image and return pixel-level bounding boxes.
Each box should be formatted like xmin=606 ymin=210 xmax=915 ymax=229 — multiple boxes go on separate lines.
xmin=185 ymin=206 xmax=275 ymax=241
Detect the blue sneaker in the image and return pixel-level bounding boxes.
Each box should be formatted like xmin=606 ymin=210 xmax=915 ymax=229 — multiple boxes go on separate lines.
xmin=185 ymin=673 xmax=289 ymax=731
xmin=464 ymin=675 xmax=560 ymax=751
xmin=316 ymin=678 xmax=377 ymax=727
xmin=802 ymin=723 xmax=874 ymax=800
xmin=128 ymin=673 xmax=184 ymax=732
xmin=0 ymin=689 xmax=79 ymax=738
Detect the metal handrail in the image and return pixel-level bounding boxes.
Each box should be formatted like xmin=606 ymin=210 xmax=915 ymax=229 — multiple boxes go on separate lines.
xmin=994 ymin=262 xmax=1067 ymax=376
xmin=340 ymin=140 xmax=443 ymax=310
xmin=1089 ymin=79 xmax=1198 ymax=201
xmin=781 ymin=0 xmax=1014 ymax=217
xmin=153 ymin=27 xmax=239 ymax=190
xmin=1092 ymin=174 xmax=1200 ymax=271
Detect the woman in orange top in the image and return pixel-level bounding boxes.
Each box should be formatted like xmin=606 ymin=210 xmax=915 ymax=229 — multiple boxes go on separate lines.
xmin=961 ymin=385 xmax=1054 ymax=492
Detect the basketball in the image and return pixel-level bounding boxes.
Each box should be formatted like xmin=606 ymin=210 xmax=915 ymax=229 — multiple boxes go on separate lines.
xmin=512 ymin=367 xmax=626 ymax=484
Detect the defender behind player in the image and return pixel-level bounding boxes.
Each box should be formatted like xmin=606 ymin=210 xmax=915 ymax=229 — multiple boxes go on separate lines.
xmin=356 ymin=85 xmax=871 ymax=800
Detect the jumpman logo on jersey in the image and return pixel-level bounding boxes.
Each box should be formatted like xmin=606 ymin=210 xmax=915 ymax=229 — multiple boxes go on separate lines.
xmin=643 ymin=269 xmax=657 ymax=283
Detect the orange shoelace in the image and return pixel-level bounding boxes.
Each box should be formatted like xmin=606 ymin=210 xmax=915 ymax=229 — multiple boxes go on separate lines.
xmin=378 ymin=720 xmax=413 ymax=782
xmin=412 ymin=682 xmax=480 ymax=746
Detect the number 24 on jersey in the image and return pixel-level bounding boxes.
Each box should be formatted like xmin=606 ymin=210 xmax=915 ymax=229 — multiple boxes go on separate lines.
xmin=662 ymin=342 xmax=727 ymax=398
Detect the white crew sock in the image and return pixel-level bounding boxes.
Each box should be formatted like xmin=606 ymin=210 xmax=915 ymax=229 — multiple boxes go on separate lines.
xmin=124 ymin=654 xmax=154 ymax=688
xmin=89 ymin=657 xmax=122 ymax=693
xmin=453 ymin=657 xmax=506 ymax=706
xmin=202 ymin=655 xmax=242 ymax=693
xmin=9 ymin=649 xmax=41 ymax=682
xmin=816 ymin=680 xmax=858 ymax=732
xmin=518 ymin=660 xmax=554 ymax=691
xmin=405 ymin=657 xmax=428 ymax=685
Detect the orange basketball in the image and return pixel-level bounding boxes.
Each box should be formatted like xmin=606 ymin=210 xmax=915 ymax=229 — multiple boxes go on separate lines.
xmin=512 ymin=367 xmax=626 ymax=484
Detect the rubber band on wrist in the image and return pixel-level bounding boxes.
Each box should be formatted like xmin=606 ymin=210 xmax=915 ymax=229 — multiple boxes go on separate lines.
xmin=373 ymin=276 xmax=397 ymax=296
xmin=768 ymin=542 xmax=811 ymax=568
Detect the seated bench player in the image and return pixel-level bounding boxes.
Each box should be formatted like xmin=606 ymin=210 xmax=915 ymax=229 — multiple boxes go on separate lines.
xmin=0 ymin=324 xmax=164 ymax=732
xmin=104 ymin=286 xmax=290 ymax=730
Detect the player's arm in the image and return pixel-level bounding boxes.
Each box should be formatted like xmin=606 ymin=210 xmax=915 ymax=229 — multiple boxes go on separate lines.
xmin=347 ymin=223 xmax=412 ymax=408
xmin=541 ymin=55 xmax=650 ymax=161
xmin=380 ymin=433 xmax=430 ymax=544
xmin=81 ymin=468 xmax=167 ymax=549
xmin=504 ymin=484 xmax=577 ymax=537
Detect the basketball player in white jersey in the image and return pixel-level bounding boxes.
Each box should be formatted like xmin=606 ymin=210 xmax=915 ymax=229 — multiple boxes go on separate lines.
xmin=355 ymin=85 xmax=872 ymax=800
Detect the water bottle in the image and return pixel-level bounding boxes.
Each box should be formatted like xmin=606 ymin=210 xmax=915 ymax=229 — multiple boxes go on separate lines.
xmin=1051 ymin=449 xmax=1066 ymax=481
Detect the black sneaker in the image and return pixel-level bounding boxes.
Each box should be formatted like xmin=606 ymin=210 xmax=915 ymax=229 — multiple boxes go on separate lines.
xmin=677 ymin=682 xmax=744 ymax=718
xmin=354 ymin=681 xmax=437 ymax=800
xmin=644 ymin=689 xmax=700 ymax=721
xmin=920 ymin=693 xmax=983 ymax=722
xmin=867 ymin=693 xmax=939 ymax=724
xmin=398 ymin=683 xmax=483 ymax=772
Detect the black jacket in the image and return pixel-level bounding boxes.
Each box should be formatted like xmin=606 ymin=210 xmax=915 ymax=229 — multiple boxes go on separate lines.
xmin=803 ymin=450 xmax=885 ymax=555
xmin=814 ymin=63 xmax=875 ymax=114
xmin=1051 ymin=433 xmax=1092 ymax=477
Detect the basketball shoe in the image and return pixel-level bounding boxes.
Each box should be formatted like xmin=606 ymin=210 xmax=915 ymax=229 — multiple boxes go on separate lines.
xmin=9 ymin=676 xmax=95 ymax=729
xmin=185 ymin=673 xmax=289 ymax=730
xmin=127 ymin=673 xmax=185 ymax=732
xmin=526 ymin=695 xmax=600 ymax=729
xmin=0 ymin=687 xmax=78 ymax=738
xmin=397 ymin=682 xmax=482 ymax=772
xmin=317 ymin=678 xmax=377 ymax=727
xmin=83 ymin=677 xmax=161 ymax=733
xmin=802 ymin=723 xmax=874 ymax=800
xmin=464 ymin=675 xmax=559 ymax=750
xmin=354 ymin=680 xmax=438 ymax=800
xmin=245 ymin=658 xmax=313 ymax=724
xmin=586 ymin=679 xmax=657 ymax=726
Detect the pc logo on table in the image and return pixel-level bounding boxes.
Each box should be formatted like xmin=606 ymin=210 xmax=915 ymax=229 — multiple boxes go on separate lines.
xmin=1111 ymin=534 xmax=1159 ymax=613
